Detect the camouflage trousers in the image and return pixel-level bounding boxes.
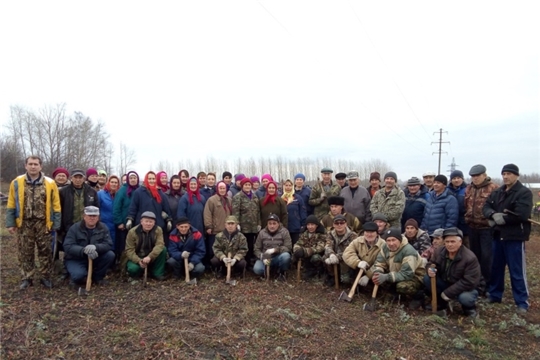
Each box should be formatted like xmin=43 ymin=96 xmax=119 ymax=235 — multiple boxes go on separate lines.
xmin=17 ymin=219 xmax=52 ymax=280
xmin=325 ymin=261 xmax=355 ymax=284
xmin=393 ymin=278 xmax=423 ymax=296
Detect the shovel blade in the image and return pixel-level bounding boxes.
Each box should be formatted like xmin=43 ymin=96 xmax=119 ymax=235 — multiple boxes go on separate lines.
xmin=186 ymin=279 xmax=197 ymax=285
xmin=338 ymin=291 xmax=352 ymax=302
xmin=363 ymin=300 xmax=377 ymax=311
xmin=78 ymin=287 xmax=89 ymax=296
xmin=226 ymin=280 xmax=238 ymax=286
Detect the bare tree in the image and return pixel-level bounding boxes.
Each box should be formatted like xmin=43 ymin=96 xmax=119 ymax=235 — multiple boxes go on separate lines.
xmin=116 ymin=142 xmax=137 ymax=176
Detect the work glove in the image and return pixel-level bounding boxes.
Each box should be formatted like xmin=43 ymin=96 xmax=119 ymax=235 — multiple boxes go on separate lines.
xmin=88 ymin=250 xmax=99 ymax=260
xmin=293 ymin=248 xmax=305 ymax=259
xmin=182 ymin=251 xmax=190 ymax=259
xmin=84 ymin=244 xmax=96 ymax=255
xmin=161 ymin=211 xmax=168 ymax=220
xmin=263 ymin=259 xmax=271 ymax=266
xmin=373 ymin=272 xmax=389 ymax=285
xmin=421 ymin=257 xmax=428 ymax=268
xmin=126 ymin=220 xmax=133 ymax=230
xmin=167 ymin=221 xmax=172 ymax=232
xmin=492 ymin=213 xmax=506 ymax=225
xmin=358 ymin=260 xmax=369 ymax=270
xmin=488 ymin=219 xmax=496 ymax=227
xmin=188 ymin=263 xmax=194 ymax=271
xmin=441 ymin=292 xmax=450 ymax=302
xmin=265 ymin=248 xmax=276 ymax=255
xmin=222 ymin=257 xmax=231 ymax=264
xmin=329 ymin=254 xmax=339 ymax=264
xmin=230 ymin=258 xmax=237 ymax=267
xmin=359 ymin=275 xmax=369 ymax=287
xmin=237 ymin=225 xmax=241 ymax=232
xmin=257 ymin=225 xmax=261 ymax=232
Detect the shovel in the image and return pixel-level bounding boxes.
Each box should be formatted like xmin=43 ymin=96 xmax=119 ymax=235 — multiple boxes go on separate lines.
xmin=78 ymin=257 xmax=93 ymax=296
xmin=333 ymin=263 xmax=339 ymax=290
xmin=143 ymin=266 xmax=148 ymax=287
xmin=430 ymin=265 xmax=437 ymax=314
xmin=266 ymin=263 xmax=270 ymax=282
xmin=363 ymin=284 xmax=379 ymax=311
xmin=184 ymin=257 xmax=197 ymax=285
xmin=225 ymin=252 xmax=237 ymax=286
xmin=339 ymin=269 xmax=364 ymax=302
xmin=296 ymin=259 xmax=302 ymax=284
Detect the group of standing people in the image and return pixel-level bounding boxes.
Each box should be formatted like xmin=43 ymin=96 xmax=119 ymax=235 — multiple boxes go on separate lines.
xmin=5 ymin=157 xmax=534 ymax=316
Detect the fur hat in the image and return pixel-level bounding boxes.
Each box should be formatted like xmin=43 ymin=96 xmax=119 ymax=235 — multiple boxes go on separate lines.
xmin=327 ymin=196 xmax=345 ymax=206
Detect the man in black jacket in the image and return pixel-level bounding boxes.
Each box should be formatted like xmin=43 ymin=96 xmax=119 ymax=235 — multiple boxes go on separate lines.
xmin=483 ymin=164 xmax=532 ymax=314
xmin=63 ymin=206 xmax=115 ymax=288
xmin=424 ymin=228 xmax=481 ymax=317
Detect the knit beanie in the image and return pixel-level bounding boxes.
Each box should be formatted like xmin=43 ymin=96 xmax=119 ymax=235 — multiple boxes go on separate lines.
xmin=450 ymin=170 xmax=464 ymax=180
xmin=52 ymin=167 xmax=69 ymax=179
xmin=434 ymin=174 xmax=448 ymax=186
xmin=240 ymin=177 xmax=252 ymax=187
xmin=261 ymin=174 xmax=273 ymax=182
xmin=235 ymin=173 xmax=246 ymax=182
xmin=383 ymin=228 xmax=402 ymax=241
xmin=222 ymin=171 xmax=232 ymax=179
xmin=86 ymin=168 xmax=98 ymax=177
xmin=305 ymin=215 xmax=319 ymax=226
xmin=294 ymin=173 xmax=306 ymax=181
xmin=501 ymin=164 xmax=519 ymax=176
xmin=370 ymin=172 xmax=380 ymax=181
xmin=384 ymin=171 xmax=397 ymax=181
xmin=404 ymin=219 xmax=419 ymax=229
xmin=250 ymin=176 xmax=260 ymax=183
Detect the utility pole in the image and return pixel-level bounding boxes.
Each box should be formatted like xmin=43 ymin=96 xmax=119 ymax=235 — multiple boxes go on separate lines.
xmin=432 ymin=128 xmax=449 ymax=174
xmin=448 ymin=157 xmax=459 ymax=175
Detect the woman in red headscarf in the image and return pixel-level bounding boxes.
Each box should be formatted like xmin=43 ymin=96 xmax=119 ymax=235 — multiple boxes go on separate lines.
xmin=127 ymin=171 xmax=173 ymax=232
xmin=259 ymin=181 xmax=288 ymax=228
xmin=156 ymin=171 xmax=169 ymax=193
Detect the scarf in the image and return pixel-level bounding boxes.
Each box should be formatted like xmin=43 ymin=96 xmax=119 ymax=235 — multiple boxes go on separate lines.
xmin=281 ymin=180 xmax=294 ymax=204
xmin=143 ymin=171 xmax=161 ymax=203
xmin=187 ymin=177 xmax=201 ymax=205
xmin=104 ymin=175 xmax=120 ymax=199
xmin=262 ymin=181 xmax=278 ymax=206
xmin=215 ymin=181 xmax=232 ymax=214
xmin=126 ymin=171 xmax=140 ymax=197
xmin=156 ymin=171 xmax=169 ymax=193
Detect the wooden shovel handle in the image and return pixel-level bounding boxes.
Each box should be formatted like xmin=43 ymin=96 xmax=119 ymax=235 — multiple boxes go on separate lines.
xmin=226 ymin=252 xmax=232 ymax=282
xmin=348 ymin=269 xmax=364 ymax=298
xmin=86 ymin=257 xmax=93 ymax=291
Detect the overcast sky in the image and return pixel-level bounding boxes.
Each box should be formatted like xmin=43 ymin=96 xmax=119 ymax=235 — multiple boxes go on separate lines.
xmin=1 ymin=1 xmax=538 ymax=180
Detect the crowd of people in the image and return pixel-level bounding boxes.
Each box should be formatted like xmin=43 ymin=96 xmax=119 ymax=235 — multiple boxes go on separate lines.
xmin=5 ymin=156 xmax=534 ymax=317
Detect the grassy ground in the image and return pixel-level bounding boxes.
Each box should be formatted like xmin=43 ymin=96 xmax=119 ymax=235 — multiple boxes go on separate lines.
xmin=1 ymin=216 xmax=539 ymax=359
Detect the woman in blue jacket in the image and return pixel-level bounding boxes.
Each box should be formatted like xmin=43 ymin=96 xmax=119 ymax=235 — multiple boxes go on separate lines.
xmin=113 ymin=171 xmax=140 ymax=261
xmin=98 ymin=175 xmax=120 ymax=250
xmin=282 ymin=179 xmax=307 ymax=245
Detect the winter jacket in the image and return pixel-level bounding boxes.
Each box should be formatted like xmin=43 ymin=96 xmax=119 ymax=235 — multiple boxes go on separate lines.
xmin=366 ymin=185 xmax=381 ymax=199
xmin=232 ymin=191 xmax=261 ymax=233
xmin=177 ymin=193 xmax=207 ymax=235
xmin=6 ymin=173 xmax=61 ymax=231
xmin=429 ymin=245 xmax=481 ymax=299
xmin=59 ymin=183 xmax=99 ymax=234
xmin=254 ymin=186 xmax=266 ymax=199
xmin=369 ymin=186 xmax=406 ymax=228
xmin=447 ymin=182 xmax=469 ymax=235
xmin=320 ymin=212 xmax=362 ymax=233
xmin=420 ymin=188 xmax=459 ymax=233
xmin=260 ymin=197 xmax=288 ymax=228
xmin=464 ymin=178 xmax=499 ymax=229
xmin=212 ymin=229 xmax=248 ymax=261
xmin=323 ymin=228 xmax=358 ymax=261
xmin=203 ymin=194 xmax=232 ymax=235
xmin=227 ymin=184 xmax=242 ymax=199
xmin=64 ymin=220 xmax=113 ymax=260
xmin=163 ymin=190 xmax=182 ymax=223
xmin=293 ymin=224 xmax=326 ymax=258
xmin=308 ymin=181 xmax=341 ymax=219
xmin=127 ymin=186 xmax=172 ymax=230
xmin=200 ymin=186 xmax=215 ymax=201
xmin=97 ymin=189 xmax=116 ymax=246
xmin=125 ymin=224 xmax=165 ymax=263
xmin=254 ymin=225 xmax=292 ymax=259
xmin=343 ymin=235 xmax=385 ymax=278
xmin=340 ymin=185 xmax=372 ymax=223
xmin=373 ymin=237 xmax=426 ymax=283
xmin=404 ymin=229 xmax=431 ymax=255
xmin=401 ymin=186 xmax=429 ymax=231
xmin=295 ymin=186 xmax=314 ymax=216
xmin=285 ymin=194 xmax=307 ymax=233
xmin=483 ymin=180 xmax=533 ymax=241
xmin=167 ymin=226 xmax=206 ymax=265
xmin=113 ymin=183 xmax=136 ymax=226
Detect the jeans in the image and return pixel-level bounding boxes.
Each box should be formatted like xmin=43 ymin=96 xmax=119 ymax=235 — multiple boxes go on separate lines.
xmin=167 ymin=257 xmax=205 ymax=278
xmin=423 ymin=274 xmax=478 ymax=308
xmin=66 ymin=251 xmax=115 ymax=283
xmin=253 ymin=252 xmax=291 ymax=276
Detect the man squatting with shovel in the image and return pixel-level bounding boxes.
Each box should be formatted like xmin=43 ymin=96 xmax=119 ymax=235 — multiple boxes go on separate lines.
xmin=63 ymin=206 xmax=115 ymax=289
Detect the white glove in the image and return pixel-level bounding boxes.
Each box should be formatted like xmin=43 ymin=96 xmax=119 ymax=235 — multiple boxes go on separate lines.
xmin=329 ymin=254 xmax=339 ymax=264
xmin=237 ymin=225 xmax=241 ymax=232
xmin=421 ymin=257 xmax=428 ymax=268
xmin=126 ymin=220 xmax=133 ymax=230
xmin=182 ymin=251 xmax=190 ymax=259
xmin=265 ymin=248 xmax=276 ymax=255
xmin=324 ymin=257 xmax=332 ymax=265
xmin=263 ymin=259 xmax=271 ymax=266
xmin=188 ymin=263 xmax=194 ymax=271
xmin=167 ymin=221 xmax=172 ymax=232
xmin=492 ymin=213 xmax=506 ymax=225
xmin=257 ymin=225 xmax=261 ymax=232
xmin=358 ymin=260 xmax=369 ymax=270
xmin=222 ymin=257 xmax=231 ymax=264
xmin=441 ymin=292 xmax=450 ymax=301
xmin=84 ymin=244 xmax=96 ymax=254
xmin=161 ymin=211 xmax=168 ymax=220
xmin=230 ymin=258 xmax=237 ymax=266
xmin=359 ymin=275 xmax=369 ymax=287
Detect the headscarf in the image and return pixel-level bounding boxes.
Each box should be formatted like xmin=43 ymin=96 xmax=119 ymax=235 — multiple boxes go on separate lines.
xmin=156 ymin=171 xmax=169 ymax=193
xmin=126 ymin=170 xmax=140 ymax=197
xmin=262 ymin=181 xmax=278 ymax=206
xmin=281 ymin=179 xmax=295 ymax=205
xmin=187 ymin=176 xmax=201 ymax=205
xmin=104 ymin=175 xmax=120 ymax=198
xmin=215 ymin=181 xmax=232 ymax=214
xmin=169 ymin=175 xmax=183 ymax=197
xmin=143 ymin=171 xmax=162 ymax=203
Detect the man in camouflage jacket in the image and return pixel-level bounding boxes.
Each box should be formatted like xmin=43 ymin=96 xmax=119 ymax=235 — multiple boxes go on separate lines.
xmin=322 ymin=215 xmax=358 ymax=286
xmin=308 ymin=168 xmax=341 ymax=220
